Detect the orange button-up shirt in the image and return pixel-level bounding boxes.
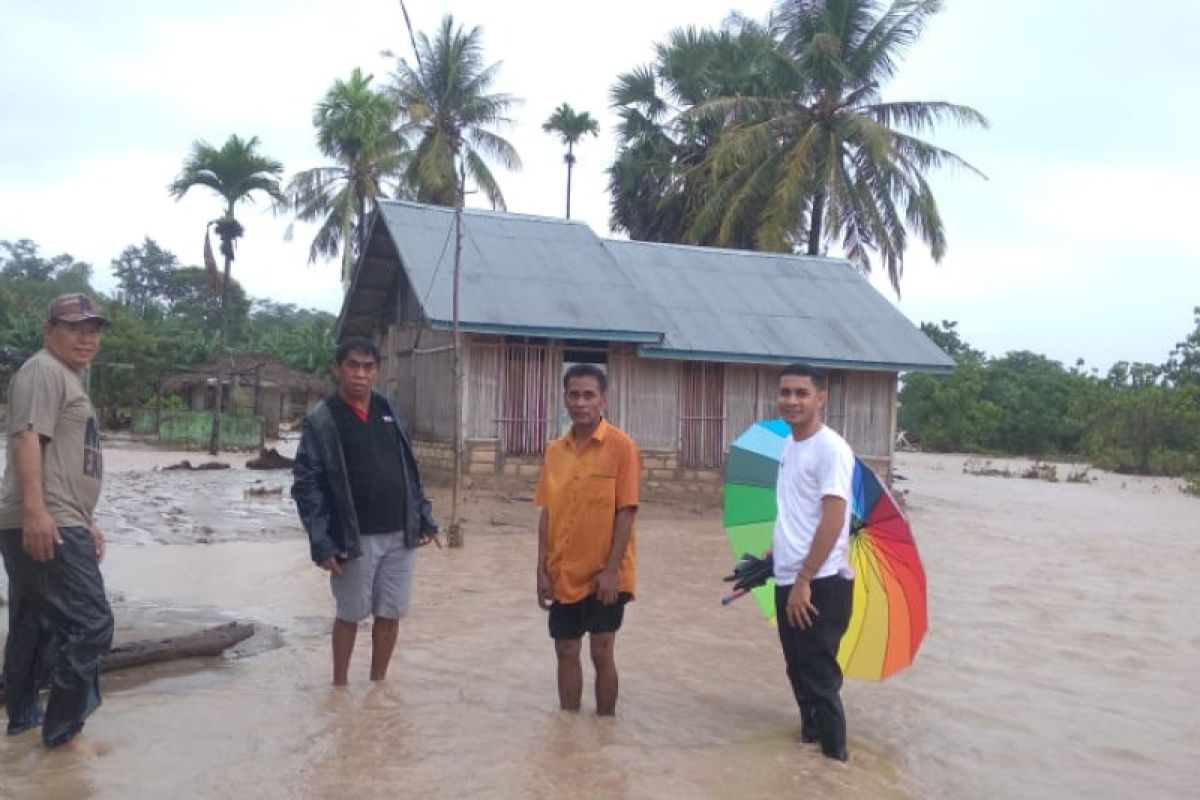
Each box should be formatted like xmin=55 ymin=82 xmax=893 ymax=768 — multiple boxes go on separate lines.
xmin=535 ymin=418 xmax=640 ymax=604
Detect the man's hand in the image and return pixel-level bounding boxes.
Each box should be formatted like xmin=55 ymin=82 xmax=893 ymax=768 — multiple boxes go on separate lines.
xmin=418 ymin=530 xmax=442 ymax=549
xmin=594 ymin=569 xmax=619 ymax=606
xmin=89 ymin=523 xmax=105 ymax=563
xmin=22 ymin=507 xmax=60 ymax=562
xmin=318 ymin=554 xmax=347 ymax=575
xmin=536 ymin=567 xmax=554 ymax=610
xmin=786 ymin=579 xmax=819 ymax=629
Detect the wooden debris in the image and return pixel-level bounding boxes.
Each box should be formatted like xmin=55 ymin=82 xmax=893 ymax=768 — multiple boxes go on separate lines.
xmin=0 ymin=621 xmax=255 ymax=700
xmin=245 ymin=447 xmax=294 ymax=470
xmin=163 ymin=460 xmax=231 ymax=471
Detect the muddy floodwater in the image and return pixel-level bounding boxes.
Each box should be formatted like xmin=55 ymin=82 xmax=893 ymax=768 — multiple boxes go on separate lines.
xmin=0 ymin=442 xmax=1197 ymax=799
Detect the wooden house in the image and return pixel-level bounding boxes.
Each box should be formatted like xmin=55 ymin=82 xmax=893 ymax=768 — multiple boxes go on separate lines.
xmin=339 ymin=200 xmax=952 ymax=493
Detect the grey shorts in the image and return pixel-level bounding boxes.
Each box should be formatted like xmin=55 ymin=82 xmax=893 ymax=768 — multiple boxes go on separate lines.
xmin=330 ymin=531 xmax=416 ymax=622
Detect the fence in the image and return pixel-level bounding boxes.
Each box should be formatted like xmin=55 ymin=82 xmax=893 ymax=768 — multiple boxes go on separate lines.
xmin=132 ymin=409 xmax=263 ymax=450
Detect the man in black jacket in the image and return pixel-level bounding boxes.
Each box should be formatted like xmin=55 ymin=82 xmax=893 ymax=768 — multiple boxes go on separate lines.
xmin=292 ymin=337 xmax=438 ymax=685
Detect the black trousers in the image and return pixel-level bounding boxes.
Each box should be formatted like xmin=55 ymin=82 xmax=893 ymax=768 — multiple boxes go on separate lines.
xmin=1 ymin=527 xmax=114 ymax=746
xmin=775 ymin=575 xmax=854 ymax=758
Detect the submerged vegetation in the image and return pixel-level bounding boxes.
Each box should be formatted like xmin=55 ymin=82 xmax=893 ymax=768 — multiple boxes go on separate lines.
xmin=902 ymin=317 xmax=1200 ymax=481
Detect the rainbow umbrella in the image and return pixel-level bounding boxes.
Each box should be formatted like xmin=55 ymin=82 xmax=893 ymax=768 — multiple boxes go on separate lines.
xmin=723 ymin=419 xmax=928 ymax=680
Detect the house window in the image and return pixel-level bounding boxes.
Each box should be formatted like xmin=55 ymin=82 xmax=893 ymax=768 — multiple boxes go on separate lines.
xmin=500 ymin=341 xmax=552 ymax=455
xmin=679 ymin=362 xmax=724 ymax=468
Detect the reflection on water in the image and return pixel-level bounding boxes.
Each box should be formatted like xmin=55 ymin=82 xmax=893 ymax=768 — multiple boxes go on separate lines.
xmin=1 ymin=452 xmax=1198 ymax=798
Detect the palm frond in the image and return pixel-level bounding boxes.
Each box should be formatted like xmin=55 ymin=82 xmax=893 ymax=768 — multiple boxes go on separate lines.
xmin=465 ymin=149 xmax=505 ymax=210
xmin=868 ymin=100 xmax=988 ymax=134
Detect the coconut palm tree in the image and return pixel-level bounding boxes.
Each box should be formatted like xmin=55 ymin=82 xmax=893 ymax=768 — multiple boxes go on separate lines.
xmin=385 ymin=14 xmax=520 ymax=548
xmin=286 ymin=68 xmax=409 ymax=285
xmin=385 ymin=14 xmax=521 ymax=209
xmin=542 ymin=104 xmax=599 ymax=219
xmin=695 ymin=0 xmax=987 ymax=293
xmin=608 ymin=18 xmax=789 ymax=247
xmin=169 ymin=133 xmax=284 ymax=452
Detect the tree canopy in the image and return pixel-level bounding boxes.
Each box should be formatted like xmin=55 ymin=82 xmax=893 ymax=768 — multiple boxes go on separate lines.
xmin=609 ymin=1 xmax=986 ymax=293
xmin=899 ymin=320 xmax=1200 ymax=477
xmin=0 ymin=237 xmax=335 ymax=413
xmin=386 ymin=14 xmax=521 ymax=209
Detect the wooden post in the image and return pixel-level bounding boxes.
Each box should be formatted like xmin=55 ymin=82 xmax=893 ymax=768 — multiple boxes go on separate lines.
xmin=447 ymin=160 xmax=465 ymax=549
xmin=98 ymin=362 xmax=107 ymax=429
xmin=209 ymin=366 xmax=222 ymax=456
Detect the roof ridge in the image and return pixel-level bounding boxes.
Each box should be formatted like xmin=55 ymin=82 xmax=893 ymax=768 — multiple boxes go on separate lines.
xmin=601 ymin=236 xmax=847 ymax=266
xmin=379 ymin=198 xmax=589 ymax=228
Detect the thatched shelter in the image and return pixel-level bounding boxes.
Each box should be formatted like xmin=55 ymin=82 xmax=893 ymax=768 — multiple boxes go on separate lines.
xmin=160 ymin=353 xmax=330 ymax=437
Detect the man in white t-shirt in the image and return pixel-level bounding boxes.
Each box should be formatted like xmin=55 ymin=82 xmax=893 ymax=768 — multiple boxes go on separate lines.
xmin=771 ymin=362 xmax=855 ymax=762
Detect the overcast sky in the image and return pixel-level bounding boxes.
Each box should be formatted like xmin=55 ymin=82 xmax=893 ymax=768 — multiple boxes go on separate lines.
xmin=2 ymin=0 xmax=1198 ymax=372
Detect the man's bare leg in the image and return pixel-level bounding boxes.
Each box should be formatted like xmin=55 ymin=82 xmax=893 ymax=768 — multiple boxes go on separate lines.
xmin=370 ymin=617 xmax=399 ymax=681
xmin=332 ymin=619 xmax=358 ymax=686
xmin=52 ymin=733 xmax=107 ymax=757
xmin=554 ymin=638 xmax=584 ymax=711
xmin=590 ymin=632 xmax=618 ymax=716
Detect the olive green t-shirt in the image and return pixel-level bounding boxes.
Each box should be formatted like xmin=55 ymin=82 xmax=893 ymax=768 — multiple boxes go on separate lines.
xmin=0 ymin=348 xmax=103 ymax=529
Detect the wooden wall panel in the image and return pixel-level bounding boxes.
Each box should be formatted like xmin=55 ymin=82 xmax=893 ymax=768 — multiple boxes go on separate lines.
xmin=724 ymin=364 xmax=760 ymax=450
xmin=466 ymin=340 xmax=501 ymax=439
xmin=841 ymin=371 xmax=896 ymax=457
xmin=620 ymin=358 xmax=678 ymax=451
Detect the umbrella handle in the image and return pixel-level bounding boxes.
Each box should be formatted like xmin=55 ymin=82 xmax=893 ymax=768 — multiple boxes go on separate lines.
xmin=721 ymin=588 xmax=748 ymax=605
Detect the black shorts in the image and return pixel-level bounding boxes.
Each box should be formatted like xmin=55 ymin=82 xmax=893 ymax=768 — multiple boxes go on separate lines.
xmin=548 ymin=593 xmax=631 ymax=640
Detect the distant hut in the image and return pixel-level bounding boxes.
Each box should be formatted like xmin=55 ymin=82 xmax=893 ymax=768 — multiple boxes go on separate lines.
xmin=159 ymin=353 xmax=330 ymax=438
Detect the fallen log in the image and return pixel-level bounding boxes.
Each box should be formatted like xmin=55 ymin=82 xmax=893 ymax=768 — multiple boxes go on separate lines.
xmin=163 ymin=460 xmax=231 ymax=471
xmin=100 ymin=621 xmax=255 ymax=672
xmin=0 ymin=622 xmax=255 ymax=701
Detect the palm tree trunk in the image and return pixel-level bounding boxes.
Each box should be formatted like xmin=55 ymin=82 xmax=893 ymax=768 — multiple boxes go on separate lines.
xmin=806 ymin=191 xmax=826 ymax=256
xmin=356 ymin=190 xmax=367 ymax=279
xmin=565 ymin=144 xmax=574 ymax=219
xmin=209 ymin=251 xmax=232 ymax=455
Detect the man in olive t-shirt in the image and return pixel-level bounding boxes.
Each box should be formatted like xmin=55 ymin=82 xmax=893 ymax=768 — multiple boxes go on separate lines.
xmin=0 ymin=293 xmax=114 ymax=750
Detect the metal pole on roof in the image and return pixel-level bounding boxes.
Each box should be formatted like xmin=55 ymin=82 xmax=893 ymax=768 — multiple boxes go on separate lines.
xmin=397 ymin=0 xmax=464 ymax=547
xmin=397 ymin=0 xmax=422 ymax=71
xmin=447 ymin=154 xmax=465 ymax=548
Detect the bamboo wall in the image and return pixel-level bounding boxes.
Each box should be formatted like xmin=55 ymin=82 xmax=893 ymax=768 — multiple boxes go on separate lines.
xmin=840 ymin=370 xmax=897 ymax=458
xmin=719 ymin=364 xmax=895 ymax=458
xmin=465 ymin=338 xmax=564 ymax=448
xmin=613 ymin=354 xmax=679 ymax=452
xmin=378 ymin=325 xmax=455 ymax=440
xmin=724 ymin=364 xmax=761 ymax=452
xmin=381 ymin=325 xmax=899 ymax=474
xmin=465 ymin=339 xmax=502 ymax=439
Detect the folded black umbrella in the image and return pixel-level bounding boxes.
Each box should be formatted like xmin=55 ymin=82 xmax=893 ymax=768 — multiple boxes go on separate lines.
xmin=722 ymin=553 xmax=774 ymax=604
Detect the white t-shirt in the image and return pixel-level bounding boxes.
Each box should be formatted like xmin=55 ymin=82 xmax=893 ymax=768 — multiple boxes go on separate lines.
xmin=772 ymin=425 xmax=855 ymax=585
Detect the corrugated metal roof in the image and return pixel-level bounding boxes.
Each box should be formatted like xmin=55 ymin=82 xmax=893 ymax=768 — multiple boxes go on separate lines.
xmin=375 ymin=200 xmax=662 ymax=343
xmin=347 ymin=200 xmax=952 ymax=372
xmin=601 ymin=239 xmax=954 ymax=371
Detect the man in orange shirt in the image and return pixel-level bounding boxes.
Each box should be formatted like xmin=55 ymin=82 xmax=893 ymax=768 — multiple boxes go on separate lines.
xmin=535 ymin=364 xmax=639 ymax=716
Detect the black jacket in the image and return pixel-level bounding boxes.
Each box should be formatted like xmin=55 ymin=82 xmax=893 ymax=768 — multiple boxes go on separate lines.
xmin=291 ymin=392 xmax=437 ymax=564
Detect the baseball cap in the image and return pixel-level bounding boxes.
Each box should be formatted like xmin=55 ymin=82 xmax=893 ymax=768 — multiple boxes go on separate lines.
xmin=47 ymin=293 xmax=110 ymax=327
